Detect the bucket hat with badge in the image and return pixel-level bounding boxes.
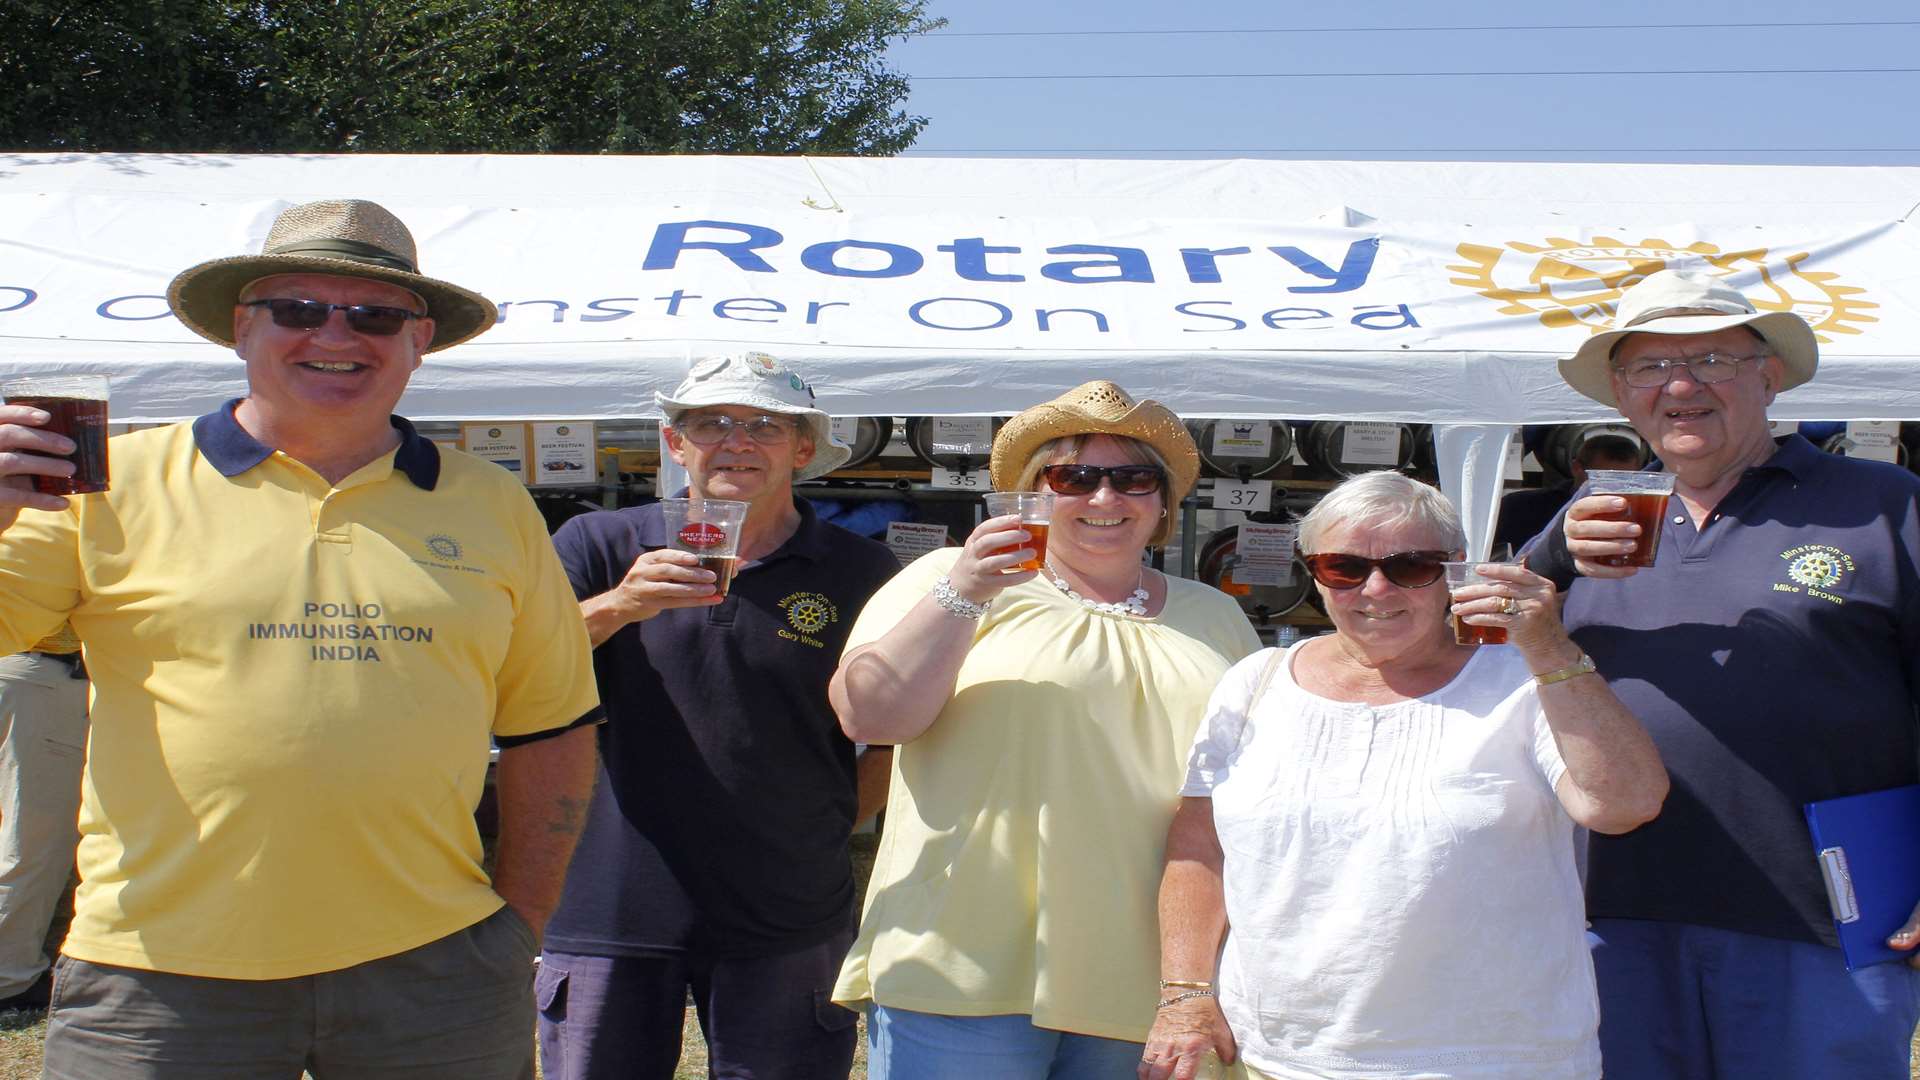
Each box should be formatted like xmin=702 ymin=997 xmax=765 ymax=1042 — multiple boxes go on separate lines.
xmin=1558 ymin=269 xmax=1819 ymax=407
xmin=656 ymin=352 xmax=852 ymax=480
xmin=167 ymin=199 xmax=498 ymax=353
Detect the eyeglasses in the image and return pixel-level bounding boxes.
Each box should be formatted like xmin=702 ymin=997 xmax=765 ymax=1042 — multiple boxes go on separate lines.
xmin=676 ymin=413 xmax=797 ymax=446
xmin=243 ymin=298 xmax=425 ymax=336
xmin=1613 ymin=352 xmax=1764 ymax=389
xmin=1040 ymin=463 xmax=1166 ymax=496
xmin=1301 ymin=550 xmax=1451 ymax=590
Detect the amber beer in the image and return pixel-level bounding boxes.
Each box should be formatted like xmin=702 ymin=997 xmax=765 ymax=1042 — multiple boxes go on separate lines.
xmin=982 ymin=491 xmax=1054 ymax=573
xmin=4 ymin=376 xmax=111 ymax=495
xmin=698 ymin=555 xmax=739 ymax=598
xmin=1000 ymin=522 xmax=1049 ymax=571
xmin=1442 ymin=560 xmax=1514 ymax=647
xmin=1584 ymin=470 xmax=1679 ymax=569
xmin=1452 ymin=614 xmax=1507 ymax=646
xmin=1593 ymin=492 xmax=1669 ymax=568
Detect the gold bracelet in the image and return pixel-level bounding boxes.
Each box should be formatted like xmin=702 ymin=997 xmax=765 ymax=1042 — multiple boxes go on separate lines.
xmin=1534 ymin=653 xmax=1597 ymax=686
xmin=1158 ymin=978 xmax=1213 ymax=990
xmin=1156 ymin=989 xmax=1216 ymax=1009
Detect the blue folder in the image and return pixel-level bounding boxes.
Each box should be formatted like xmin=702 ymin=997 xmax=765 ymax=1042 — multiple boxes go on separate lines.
xmin=1803 ymin=784 xmax=1920 ymax=971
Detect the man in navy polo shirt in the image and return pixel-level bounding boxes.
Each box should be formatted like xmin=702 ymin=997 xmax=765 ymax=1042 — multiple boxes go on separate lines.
xmin=536 ymin=352 xmax=898 ymax=1080
xmin=1525 ymin=270 xmax=1920 ymax=1078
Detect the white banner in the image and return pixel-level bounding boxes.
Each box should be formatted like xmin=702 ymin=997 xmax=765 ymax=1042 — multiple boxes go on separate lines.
xmin=4 ymin=154 xmax=1919 ymax=423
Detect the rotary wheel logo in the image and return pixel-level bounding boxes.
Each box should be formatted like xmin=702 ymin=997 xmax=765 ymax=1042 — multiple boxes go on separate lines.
xmin=779 ymin=592 xmax=838 ymax=634
xmin=1446 ymin=237 xmax=1877 ymax=343
xmin=426 ymin=534 xmax=463 ymax=561
xmin=1787 ymin=549 xmax=1845 ymax=589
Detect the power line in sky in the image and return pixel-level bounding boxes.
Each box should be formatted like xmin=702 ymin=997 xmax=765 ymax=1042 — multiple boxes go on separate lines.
xmin=931 ymin=19 xmax=1920 ymax=38
xmin=914 ymin=67 xmax=1920 ymax=82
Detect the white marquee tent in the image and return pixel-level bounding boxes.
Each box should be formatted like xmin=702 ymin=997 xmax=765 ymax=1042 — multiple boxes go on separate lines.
xmin=5 ymin=153 xmax=1919 ymax=551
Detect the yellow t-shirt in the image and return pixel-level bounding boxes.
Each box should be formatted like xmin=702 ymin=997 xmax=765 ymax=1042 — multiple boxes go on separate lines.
xmin=833 ymin=548 xmax=1260 ymax=1041
xmin=0 ymin=418 xmax=600 ymax=979
xmin=28 ymin=622 xmax=78 ymax=655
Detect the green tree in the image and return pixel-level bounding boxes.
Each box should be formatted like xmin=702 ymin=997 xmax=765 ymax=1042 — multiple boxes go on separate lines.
xmin=0 ymin=1 xmax=940 ymax=154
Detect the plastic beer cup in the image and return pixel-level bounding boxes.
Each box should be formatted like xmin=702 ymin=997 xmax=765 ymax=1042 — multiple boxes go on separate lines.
xmin=1443 ymin=560 xmax=1512 ymax=645
xmin=659 ymin=497 xmax=749 ymax=597
xmin=3 ymin=374 xmax=110 ymax=495
xmin=982 ymin=491 xmax=1053 ymax=571
xmin=1584 ymin=470 xmax=1679 ymax=568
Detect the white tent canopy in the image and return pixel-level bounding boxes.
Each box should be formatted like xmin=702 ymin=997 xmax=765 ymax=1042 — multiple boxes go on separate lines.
xmin=4 ymin=152 xmax=1918 ymax=424
xmin=5 ymin=153 xmax=1919 ymax=556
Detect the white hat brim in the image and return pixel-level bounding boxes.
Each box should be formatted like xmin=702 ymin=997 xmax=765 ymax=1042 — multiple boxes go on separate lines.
xmin=1558 ymin=310 xmax=1819 ymax=406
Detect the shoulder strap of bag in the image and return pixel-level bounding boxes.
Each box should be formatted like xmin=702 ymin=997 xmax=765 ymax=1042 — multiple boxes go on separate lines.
xmin=1245 ymin=646 xmax=1287 ymax=716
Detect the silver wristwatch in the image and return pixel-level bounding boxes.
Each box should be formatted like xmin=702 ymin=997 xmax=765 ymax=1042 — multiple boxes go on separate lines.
xmin=932 ymin=576 xmax=991 ymax=620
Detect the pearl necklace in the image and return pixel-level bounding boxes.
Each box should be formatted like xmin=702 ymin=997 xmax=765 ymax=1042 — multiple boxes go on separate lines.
xmin=1044 ymin=563 xmax=1151 ymax=617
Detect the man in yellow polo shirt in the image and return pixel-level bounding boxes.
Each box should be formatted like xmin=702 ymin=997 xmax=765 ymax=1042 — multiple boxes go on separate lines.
xmin=0 ymin=199 xmax=602 ymax=1079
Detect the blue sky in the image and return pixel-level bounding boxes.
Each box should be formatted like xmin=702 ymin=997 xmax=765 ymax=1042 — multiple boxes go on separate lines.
xmin=894 ymin=1 xmax=1920 ymax=164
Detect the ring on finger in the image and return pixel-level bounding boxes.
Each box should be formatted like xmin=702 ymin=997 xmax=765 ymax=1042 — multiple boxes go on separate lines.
xmin=1501 ymin=597 xmax=1520 ymax=615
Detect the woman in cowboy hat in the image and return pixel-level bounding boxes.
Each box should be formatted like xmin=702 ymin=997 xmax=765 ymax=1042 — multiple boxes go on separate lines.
xmin=828 ymin=380 xmax=1260 ymax=1078
xmin=1142 ymin=471 xmax=1667 ymax=1080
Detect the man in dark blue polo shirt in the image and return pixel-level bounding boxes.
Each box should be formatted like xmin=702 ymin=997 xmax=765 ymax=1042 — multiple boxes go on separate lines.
xmin=1524 ymin=270 xmax=1920 ymax=1079
xmin=536 ymin=352 xmax=898 ymax=1080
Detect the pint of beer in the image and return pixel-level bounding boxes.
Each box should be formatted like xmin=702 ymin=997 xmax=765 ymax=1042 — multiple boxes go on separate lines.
xmin=982 ymin=491 xmax=1053 ymax=572
xmin=1443 ymin=560 xmax=1514 ymax=646
xmin=660 ymin=497 xmax=750 ymax=598
xmin=3 ymin=375 xmax=111 ymax=495
xmin=1584 ymin=470 xmax=1679 ymax=568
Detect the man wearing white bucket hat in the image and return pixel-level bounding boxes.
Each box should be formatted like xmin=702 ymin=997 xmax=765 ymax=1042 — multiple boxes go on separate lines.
xmin=535 ymin=351 xmax=898 ymax=1080
xmin=1524 ymin=270 xmax=1920 ymax=1078
xmin=0 ymin=199 xmax=603 ymax=1077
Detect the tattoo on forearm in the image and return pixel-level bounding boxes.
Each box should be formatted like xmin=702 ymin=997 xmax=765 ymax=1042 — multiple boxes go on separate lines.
xmin=548 ymin=795 xmax=587 ymax=838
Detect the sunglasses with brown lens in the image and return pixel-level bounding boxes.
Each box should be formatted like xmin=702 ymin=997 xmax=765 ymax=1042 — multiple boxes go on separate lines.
xmin=1301 ymin=550 xmax=1451 ymax=590
xmin=1040 ymin=463 xmax=1165 ymax=495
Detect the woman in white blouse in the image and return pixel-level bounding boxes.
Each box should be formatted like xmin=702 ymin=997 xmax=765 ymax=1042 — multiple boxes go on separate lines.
xmin=1140 ymin=471 xmax=1668 ymax=1080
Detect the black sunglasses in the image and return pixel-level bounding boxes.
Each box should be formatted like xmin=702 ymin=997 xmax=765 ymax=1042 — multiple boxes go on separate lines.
xmin=1040 ymin=463 xmax=1166 ymax=496
xmin=244 ymin=298 xmax=425 ymax=336
xmin=1301 ymin=550 xmax=1451 ymax=590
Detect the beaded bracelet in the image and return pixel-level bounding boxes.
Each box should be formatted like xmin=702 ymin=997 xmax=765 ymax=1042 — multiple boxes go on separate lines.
xmin=1155 ymin=989 xmax=1216 ymax=1010
xmin=932 ymin=576 xmax=991 ymax=620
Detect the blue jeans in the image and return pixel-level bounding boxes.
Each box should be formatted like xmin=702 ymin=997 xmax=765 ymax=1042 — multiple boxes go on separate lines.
xmin=537 ymin=930 xmax=857 ymax=1080
xmin=866 ymin=1004 xmax=1144 ymax=1080
xmin=1589 ymin=918 xmax=1920 ymax=1080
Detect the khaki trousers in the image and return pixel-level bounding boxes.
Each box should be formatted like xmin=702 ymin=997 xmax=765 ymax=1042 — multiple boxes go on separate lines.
xmin=0 ymin=652 xmax=87 ymax=996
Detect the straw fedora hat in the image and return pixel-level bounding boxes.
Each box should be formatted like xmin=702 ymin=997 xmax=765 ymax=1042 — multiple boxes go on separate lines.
xmin=1559 ymin=269 xmax=1818 ymax=406
xmin=990 ymin=380 xmax=1200 ymax=510
xmin=167 ymin=199 xmax=497 ymax=353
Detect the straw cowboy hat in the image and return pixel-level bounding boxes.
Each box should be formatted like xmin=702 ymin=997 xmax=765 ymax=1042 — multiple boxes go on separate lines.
xmin=167 ymin=199 xmax=497 ymax=353
xmin=990 ymin=380 xmax=1201 ymax=510
xmin=1559 ymin=269 xmax=1819 ymax=406
xmin=655 ymin=351 xmax=852 ymax=480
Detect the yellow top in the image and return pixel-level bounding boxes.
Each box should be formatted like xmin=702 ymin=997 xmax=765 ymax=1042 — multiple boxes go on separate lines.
xmin=28 ymin=622 xmax=78 ymax=655
xmin=0 ymin=418 xmax=599 ymax=979
xmin=833 ymin=548 xmax=1259 ymax=1040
